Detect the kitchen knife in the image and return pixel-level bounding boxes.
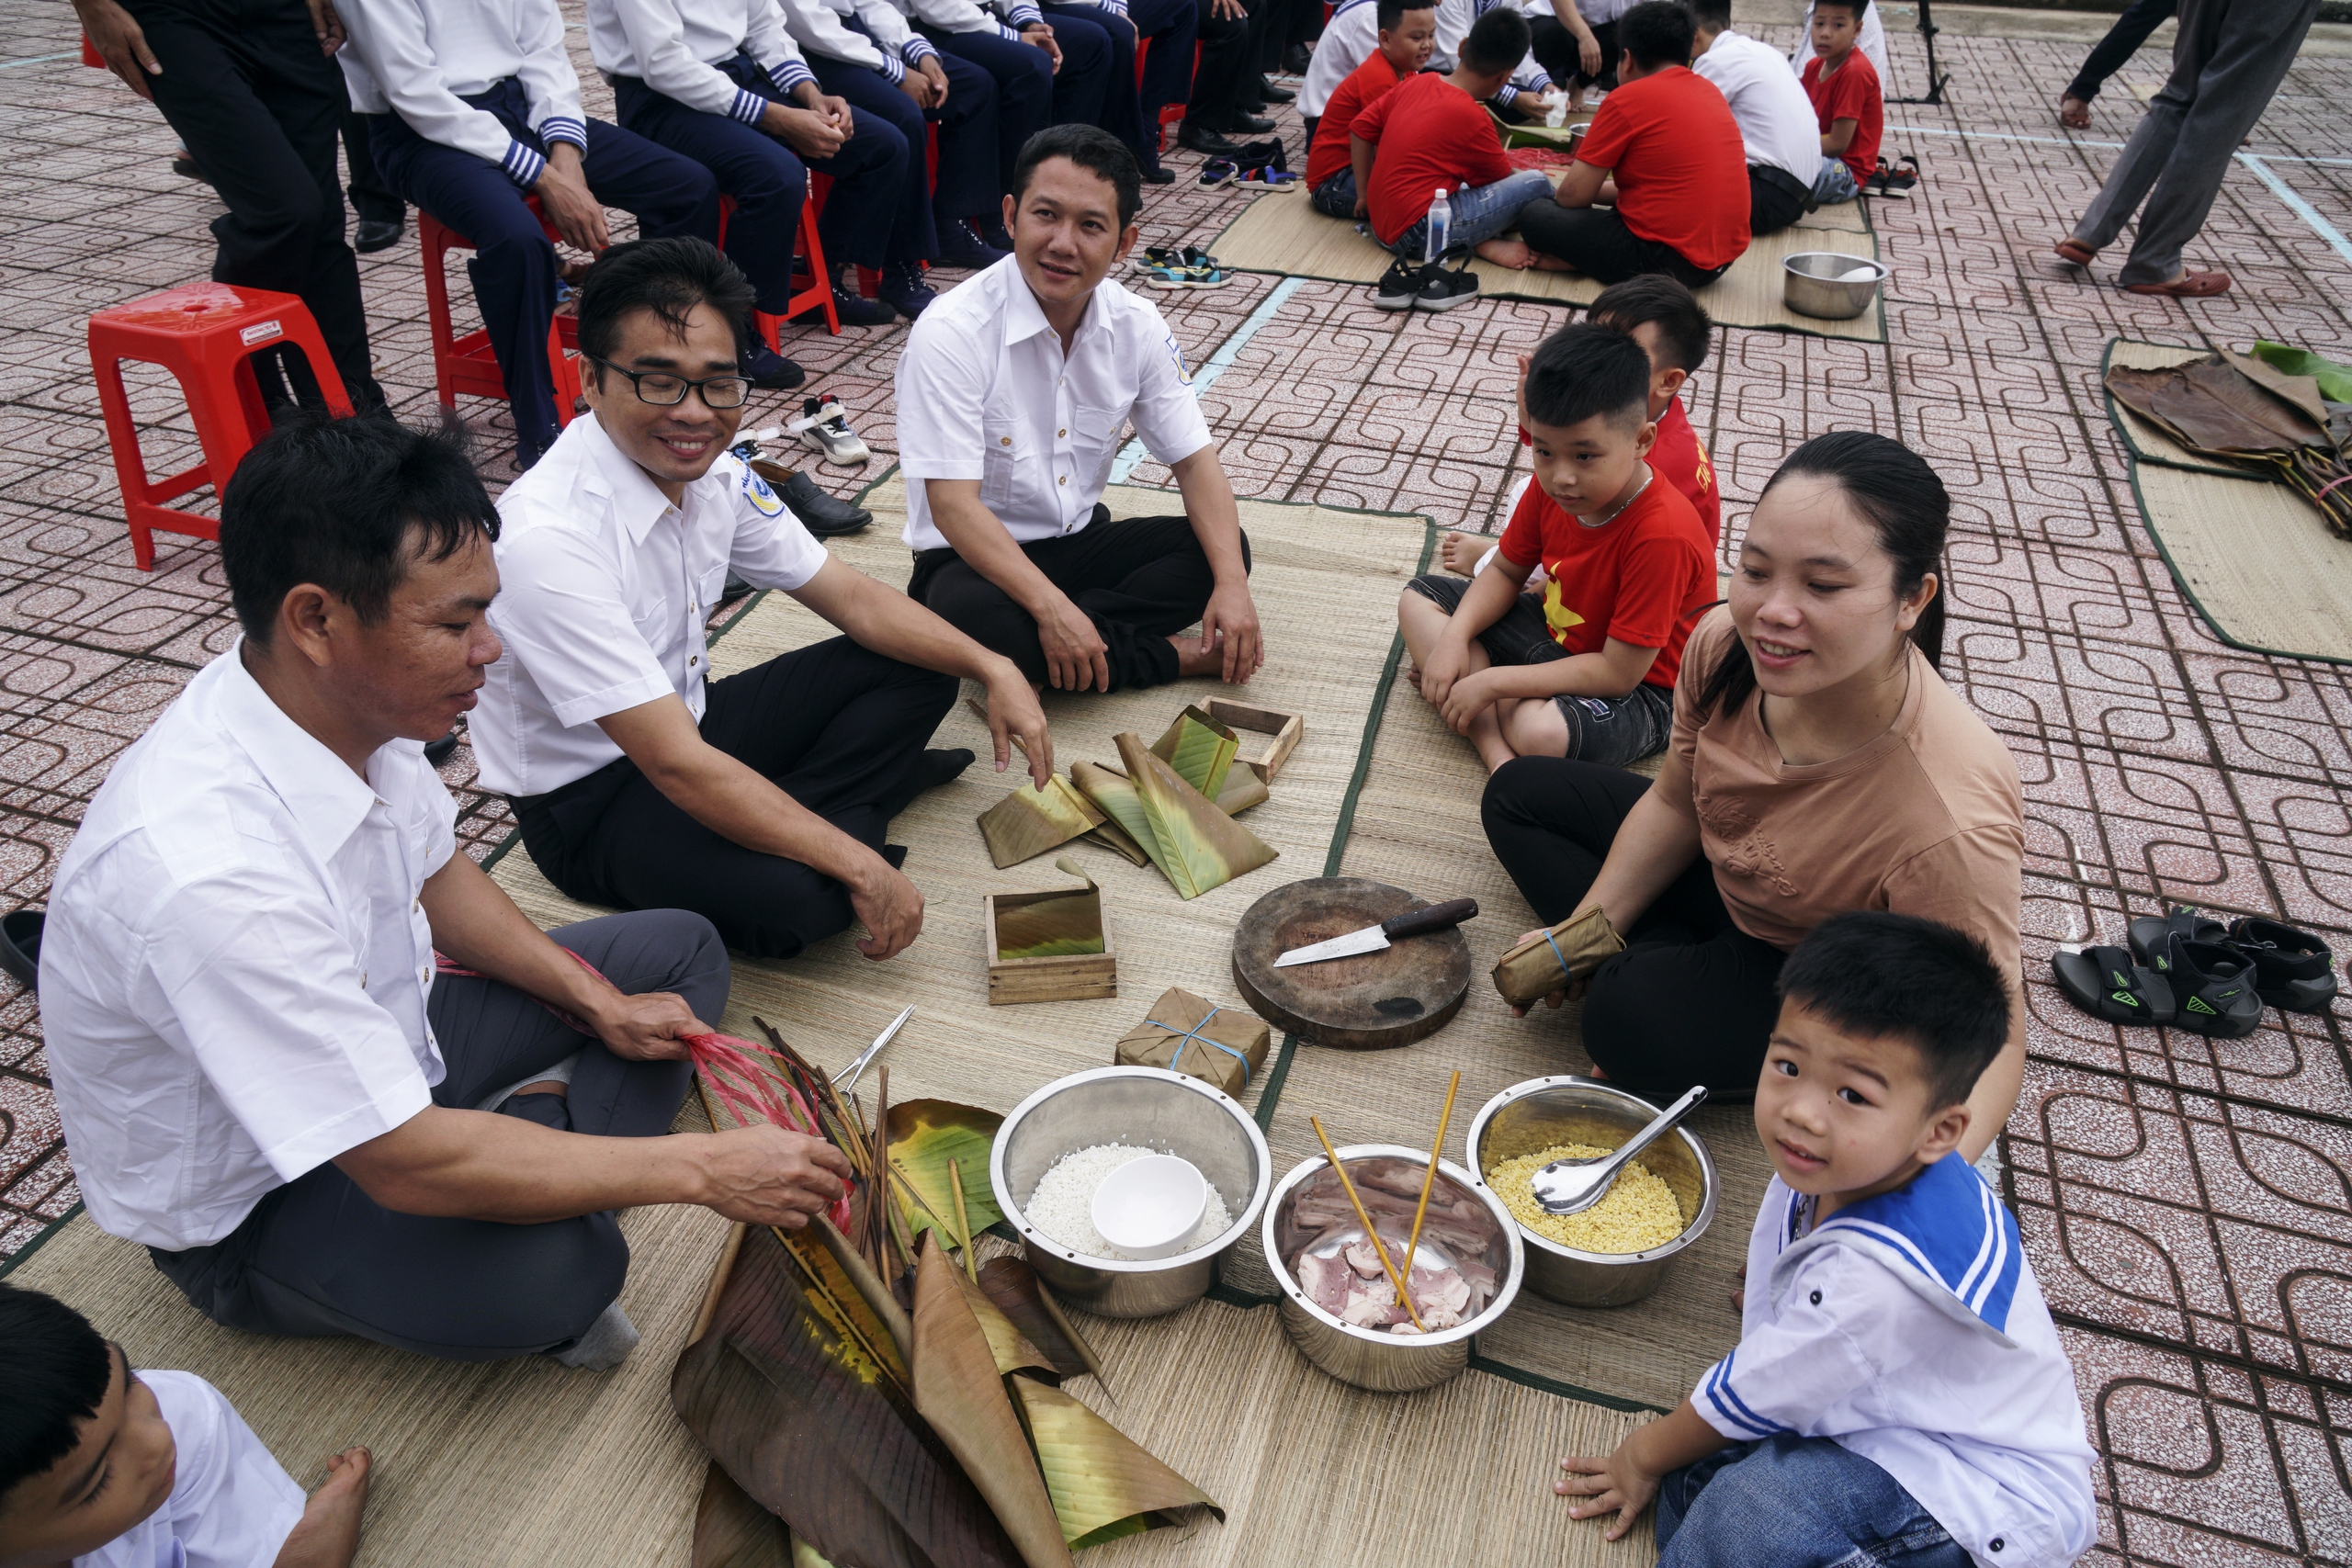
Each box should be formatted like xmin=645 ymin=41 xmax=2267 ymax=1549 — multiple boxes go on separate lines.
xmin=1272 ymin=898 xmax=1479 ymax=967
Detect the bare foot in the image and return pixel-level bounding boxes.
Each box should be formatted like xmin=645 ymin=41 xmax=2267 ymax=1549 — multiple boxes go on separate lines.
xmin=1731 ymin=1288 xmax=1745 ymax=1312
xmin=1476 ymin=236 xmax=1535 ymax=270
xmin=1527 ymin=254 xmax=1578 ymax=274
xmin=1168 ymin=635 xmax=1228 ymax=680
xmin=274 ymin=1448 xmax=372 ymax=1568
xmin=2057 ymin=94 xmax=2090 ymax=130
xmin=1438 ymin=530 xmax=1490 ymax=575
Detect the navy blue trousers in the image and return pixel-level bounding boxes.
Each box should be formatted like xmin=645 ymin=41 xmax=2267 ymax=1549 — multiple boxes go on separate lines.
xmin=1041 ymin=0 xmax=1196 ymax=172
xmin=613 ymin=54 xmax=913 ymax=303
xmin=921 ymin=28 xmax=1056 ymax=193
xmin=370 ymin=83 xmax=719 ymax=454
xmin=808 ymin=51 xmax=995 ymax=236
xmin=1023 ymin=13 xmax=1114 ymax=130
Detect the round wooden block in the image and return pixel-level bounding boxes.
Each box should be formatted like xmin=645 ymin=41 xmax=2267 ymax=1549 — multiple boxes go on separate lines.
xmin=1230 ymin=877 xmax=1472 ymax=1050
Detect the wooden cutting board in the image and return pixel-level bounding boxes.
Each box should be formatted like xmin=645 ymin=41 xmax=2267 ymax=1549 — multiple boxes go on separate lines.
xmin=1230 ymin=877 xmax=1473 ymax=1050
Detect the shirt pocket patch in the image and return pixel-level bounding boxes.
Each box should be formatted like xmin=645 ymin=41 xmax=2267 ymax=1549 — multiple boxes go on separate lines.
xmin=1072 ymin=403 xmax=1127 ymax=494
xmin=981 ymin=413 xmax=1021 ymax=510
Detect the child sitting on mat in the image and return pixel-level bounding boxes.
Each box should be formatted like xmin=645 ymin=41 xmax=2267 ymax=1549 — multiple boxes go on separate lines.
xmin=0 ymin=1282 xmax=371 ymax=1568
xmin=1442 ymin=275 xmax=1723 ymax=577
xmin=1397 ymin=323 xmax=1712 ymax=772
xmin=1803 ymin=0 xmax=1884 ymax=206
xmin=1555 ymin=913 xmax=2098 ymax=1568
xmin=1306 ymin=0 xmax=1439 ymax=220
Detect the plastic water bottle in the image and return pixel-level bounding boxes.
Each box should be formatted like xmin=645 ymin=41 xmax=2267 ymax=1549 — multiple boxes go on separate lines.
xmin=1423 ymin=186 xmax=1452 ymax=265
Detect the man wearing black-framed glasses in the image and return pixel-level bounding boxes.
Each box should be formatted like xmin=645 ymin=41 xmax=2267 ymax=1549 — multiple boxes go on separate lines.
xmin=474 ymin=236 xmax=1053 ymax=964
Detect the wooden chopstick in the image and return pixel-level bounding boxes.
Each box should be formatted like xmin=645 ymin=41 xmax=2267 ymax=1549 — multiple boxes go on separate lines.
xmin=947 ymin=1156 xmax=978 ymax=1282
xmin=1396 ymin=1070 xmax=1462 ymax=1298
xmin=1308 ymin=1115 xmax=1427 ymax=1333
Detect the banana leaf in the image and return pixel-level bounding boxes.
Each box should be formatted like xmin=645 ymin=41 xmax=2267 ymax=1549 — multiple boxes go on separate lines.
xmin=978 ymin=1257 xmax=1105 ymax=1384
xmin=887 ymin=1100 xmax=1005 ymax=1245
xmin=979 ymin=776 xmax=1105 ymax=869
xmin=671 ymin=1224 xmax=1025 ymax=1568
xmin=693 ymin=1463 xmax=794 ymax=1568
xmin=2253 ymin=339 xmax=2352 ymax=406
xmin=2226 ymin=348 xmax=2333 ymax=431
xmin=1081 ymin=821 xmax=1151 ymax=865
xmin=1010 ymin=1376 xmax=1224 ymax=1549
xmin=2105 ymin=355 xmax=2327 ymax=456
xmin=949 ymin=1254 xmax=1060 ymax=1381
xmin=1148 ymin=706 xmax=1239 ymax=803
xmin=1214 ymin=765 xmax=1269 ymax=817
xmin=994 ymin=860 xmax=1104 ymax=959
xmin=1113 ymin=731 xmax=1278 ymax=900
xmin=911 ymin=1241 xmax=1076 ymax=1568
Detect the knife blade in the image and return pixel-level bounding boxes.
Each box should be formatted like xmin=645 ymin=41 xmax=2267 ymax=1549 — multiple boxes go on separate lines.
xmin=1273 ymin=898 xmax=1479 ymax=967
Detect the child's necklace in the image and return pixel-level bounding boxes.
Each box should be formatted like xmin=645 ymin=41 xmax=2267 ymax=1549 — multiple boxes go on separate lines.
xmin=1576 ymin=468 xmax=1651 ymax=529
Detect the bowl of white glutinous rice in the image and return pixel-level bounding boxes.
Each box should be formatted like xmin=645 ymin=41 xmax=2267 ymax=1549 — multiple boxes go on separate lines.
xmin=992 ymin=1066 xmax=1272 ymax=1318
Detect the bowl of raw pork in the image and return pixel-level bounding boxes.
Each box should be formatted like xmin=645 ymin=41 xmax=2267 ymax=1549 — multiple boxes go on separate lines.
xmin=1261 ymin=1145 xmax=1524 ymax=1393
xmin=991 ymin=1066 xmax=1273 ymax=1318
xmin=1464 ymin=1075 xmax=1717 ymax=1310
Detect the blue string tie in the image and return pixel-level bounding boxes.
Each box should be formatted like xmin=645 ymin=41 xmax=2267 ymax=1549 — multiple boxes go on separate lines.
xmin=1149 ymin=1007 xmax=1251 ymax=1085
xmin=1544 ymin=927 xmax=1573 ymax=979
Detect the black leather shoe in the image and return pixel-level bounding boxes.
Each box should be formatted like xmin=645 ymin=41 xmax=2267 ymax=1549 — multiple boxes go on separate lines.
xmin=1177 ymin=119 xmax=1243 ymax=156
xmin=750 ymin=461 xmax=875 ymax=536
xmin=1257 ymin=76 xmax=1295 ymax=103
xmin=424 ymin=730 xmax=461 ymax=768
xmin=1281 ymin=41 xmax=1313 ymax=74
xmin=355 ymin=217 xmax=405 ymax=254
xmin=744 ymin=342 xmax=807 ymax=391
xmin=1141 ymin=164 xmax=1176 ymax=185
xmin=0 ymin=909 xmax=40 ymax=991
xmin=1216 ymin=109 xmax=1276 ymax=134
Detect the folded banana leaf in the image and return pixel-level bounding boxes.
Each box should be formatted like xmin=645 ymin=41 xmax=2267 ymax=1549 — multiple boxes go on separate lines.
xmin=887 ymin=1100 xmax=1005 ymax=1245
xmin=976 ymin=1256 xmax=1105 ymax=1384
xmin=2105 ymin=354 xmax=2326 ymax=456
xmin=1114 ymin=731 xmax=1278 ymax=900
xmin=1012 ymin=1376 xmax=1222 ymax=1549
xmin=1148 ymin=706 xmax=1240 ymax=803
xmin=979 ymin=776 xmax=1106 ymax=869
xmin=994 ymin=861 xmax=1105 ymax=959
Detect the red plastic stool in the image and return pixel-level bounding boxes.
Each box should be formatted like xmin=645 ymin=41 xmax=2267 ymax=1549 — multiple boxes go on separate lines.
xmin=88 ymin=283 xmax=353 ymax=570
xmin=718 ymin=194 xmax=838 ymax=345
xmin=418 ymin=196 xmax=582 ymax=429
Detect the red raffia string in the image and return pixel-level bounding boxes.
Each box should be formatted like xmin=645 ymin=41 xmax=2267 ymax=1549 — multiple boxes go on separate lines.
xmin=434 ymin=948 xmax=854 ymax=1233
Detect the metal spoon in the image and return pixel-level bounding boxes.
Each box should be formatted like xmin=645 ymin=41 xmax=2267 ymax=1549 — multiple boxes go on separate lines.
xmin=1530 ymin=1084 xmax=1708 ymax=1215
xmin=833 ymin=1004 xmax=915 ymax=1093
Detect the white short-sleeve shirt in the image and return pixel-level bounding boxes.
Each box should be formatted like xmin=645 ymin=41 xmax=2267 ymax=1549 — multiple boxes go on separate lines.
xmin=76 ymin=1371 xmax=307 ymax=1568
xmin=472 ymin=411 xmax=831 ymax=797
xmin=41 ymin=651 xmax=457 ymax=1252
xmin=1693 ymin=1155 xmax=2098 ymax=1568
xmin=1694 ymin=28 xmax=1825 ymax=180
xmin=894 ymin=255 xmax=1213 ymax=552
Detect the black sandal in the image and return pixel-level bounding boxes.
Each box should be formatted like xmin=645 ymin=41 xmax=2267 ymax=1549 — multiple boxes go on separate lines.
xmin=2223 ymin=917 xmax=2339 ymax=1014
xmin=2052 ymin=944 xmax=2176 ymax=1026
xmin=2128 ymin=906 xmax=2229 ymax=976
xmin=0 ymin=908 xmax=41 ymax=991
xmin=2164 ymin=935 xmax=2266 ymax=1038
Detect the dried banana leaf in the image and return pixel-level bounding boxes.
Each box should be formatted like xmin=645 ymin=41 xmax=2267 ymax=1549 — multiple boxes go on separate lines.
xmin=693 ymin=1463 xmax=794 ymax=1568
xmin=1114 ymin=731 xmax=1278 ymax=900
xmin=978 ymin=1256 xmax=1107 ymax=1384
xmin=1072 ymin=762 xmax=1159 ymax=874
xmin=2227 ymin=348 xmax=2333 ymax=430
xmin=949 ymin=1255 xmax=1060 ymax=1381
xmin=995 ymin=861 xmax=1104 ymax=959
xmin=1081 ymin=821 xmax=1151 ymax=865
xmin=2253 ymin=339 xmax=2352 ymax=405
xmin=888 ymin=1100 xmax=1005 ymax=1244
xmin=2105 ymin=355 xmax=2327 ymax=456
xmin=1148 ymin=705 xmax=1240 ymax=802
xmin=1010 ymin=1375 xmax=1223 ymax=1548
xmin=979 ymin=776 xmax=1105 ymax=869
xmin=671 ymin=1224 xmax=1025 ymax=1568
xmin=1214 ymin=765 xmax=1269 ymax=817
xmin=912 ymin=1241 xmax=1076 ymax=1568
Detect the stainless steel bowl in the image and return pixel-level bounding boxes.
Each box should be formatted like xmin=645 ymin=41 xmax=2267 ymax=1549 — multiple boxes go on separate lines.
xmin=1261 ymin=1145 xmax=1524 ymax=1392
xmin=1464 ymin=1076 xmax=1716 ymax=1309
xmin=990 ymin=1066 xmax=1272 ymax=1319
xmin=1782 ymin=251 xmax=1889 ymax=320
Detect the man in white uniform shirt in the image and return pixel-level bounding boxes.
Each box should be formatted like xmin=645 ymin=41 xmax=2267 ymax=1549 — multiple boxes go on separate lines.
xmin=477 ymin=237 xmax=1052 ymax=962
xmin=897 ymin=126 xmax=1264 ymax=694
xmin=40 ymin=415 xmax=853 ymax=1368
xmin=1690 ymin=0 xmax=1825 ymax=237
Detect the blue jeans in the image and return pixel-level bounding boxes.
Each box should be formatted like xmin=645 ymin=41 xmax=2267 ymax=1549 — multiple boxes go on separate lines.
xmin=1657 ymin=1434 xmax=1970 ymax=1568
xmin=1813 ymin=155 xmax=1860 ymax=204
xmin=1386 ymin=167 xmax=1552 ymax=258
xmin=1310 ymin=168 xmax=1357 ymax=219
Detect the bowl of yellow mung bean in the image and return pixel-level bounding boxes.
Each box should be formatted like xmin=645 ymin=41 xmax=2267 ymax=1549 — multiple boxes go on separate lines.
xmin=1464 ymin=1076 xmax=1717 ymax=1308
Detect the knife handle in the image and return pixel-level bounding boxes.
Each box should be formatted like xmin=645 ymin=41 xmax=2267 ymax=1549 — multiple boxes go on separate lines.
xmin=1383 ymin=898 xmax=1478 ymax=941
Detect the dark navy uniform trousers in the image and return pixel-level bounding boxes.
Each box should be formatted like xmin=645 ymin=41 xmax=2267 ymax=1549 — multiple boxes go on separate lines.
xmin=1040 ymin=0 xmax=1197 ymax=173
xmin=369 ymin=80 xmax=719 ymax=457
xmin=917 ymin=27 xmax=1057 ymax=194
xmin=806 ymin=36 xmax=997 ymax=237
xmin=615 ymin=53 xmax=915 ymax=309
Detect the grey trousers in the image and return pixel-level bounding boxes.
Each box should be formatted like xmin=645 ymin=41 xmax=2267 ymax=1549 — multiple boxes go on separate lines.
xmin=2070 ymin=0 xmax=2320 ymax=285
xmin=149 ymin=909 xmax=729 ymax=1361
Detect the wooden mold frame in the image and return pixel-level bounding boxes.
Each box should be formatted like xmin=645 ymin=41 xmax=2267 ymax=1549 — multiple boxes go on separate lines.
xmin=984 ymin=886 xmax=1117 ymax=1005
xmin=1205 ymin=698 xmax=1303 ymax=783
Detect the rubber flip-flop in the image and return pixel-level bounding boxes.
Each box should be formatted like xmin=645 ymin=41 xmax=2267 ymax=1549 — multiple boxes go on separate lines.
xmin=2054 ymin=239 xmax=2098 ymax=267
xmin=2052 ymin=944 xmax=2176 ymax=1026
xmin=2123 ymin=270 xmax=2231 ymax=298
xmin=2223 ymin=917 xmax=2339 ymax=1014
xmin=0 ymin=908 xmax=41 ymax=991
xmin=2128 ymin=906 xmax=2229 ymax=976
xmin=2164 ymin=935 xmax=2267 ymax=1037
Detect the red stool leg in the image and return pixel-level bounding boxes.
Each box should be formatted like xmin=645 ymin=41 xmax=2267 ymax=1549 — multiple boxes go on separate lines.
xmin=87 ymin=349 xmax=159 ymax=570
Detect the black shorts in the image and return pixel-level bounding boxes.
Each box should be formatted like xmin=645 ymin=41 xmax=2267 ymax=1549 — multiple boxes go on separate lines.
xmin=1406 ymin=572 xmax=1676 ymax=768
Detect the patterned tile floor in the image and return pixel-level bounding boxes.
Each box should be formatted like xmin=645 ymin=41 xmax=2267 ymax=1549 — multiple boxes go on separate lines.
xmin=4 ymin=1 xmax=2352 ymax=1561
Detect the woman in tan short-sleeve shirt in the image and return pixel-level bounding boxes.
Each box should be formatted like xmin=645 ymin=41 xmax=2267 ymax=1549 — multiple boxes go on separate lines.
xmin=1481 ymin=432 xmax=2025 ymax=1156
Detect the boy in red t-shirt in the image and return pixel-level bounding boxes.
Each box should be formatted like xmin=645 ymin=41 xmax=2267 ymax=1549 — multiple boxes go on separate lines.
xmin=1399 ymin=324 xmax=1713 ymax=772
xmin=1309 ymin=0 xmax=1438 ymax=220
xmin=1801 ymin=0 xmax=1883 ymax=204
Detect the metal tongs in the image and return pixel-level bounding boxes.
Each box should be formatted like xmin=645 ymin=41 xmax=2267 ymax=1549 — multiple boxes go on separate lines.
xmin=832 ymin=1004 xmax=915 ymax=1093
xmin=1530 ymin=1084 xmax=1707 ymax=1215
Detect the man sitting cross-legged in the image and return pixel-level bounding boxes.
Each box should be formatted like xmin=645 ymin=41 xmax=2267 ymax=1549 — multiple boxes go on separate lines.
xmin=40 ymin=413 xmax=854 ymax=1369
xmin=897 ymin=125 xmax=1265 ymax=694
xmin=476 ymin=237 xmax=1053 ymax=963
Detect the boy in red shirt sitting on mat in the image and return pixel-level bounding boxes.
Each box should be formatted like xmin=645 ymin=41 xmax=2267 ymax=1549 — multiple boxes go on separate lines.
xmin=1803 ymin=0 xmax=1884 ymax=205
xmin=1513 ymin=0 xmax=1750 ymax=287
xmin=1308 ymin=0 xmax=1439 ymax=220
xmin=1398 ymin=324 xmax=1713 ymax=772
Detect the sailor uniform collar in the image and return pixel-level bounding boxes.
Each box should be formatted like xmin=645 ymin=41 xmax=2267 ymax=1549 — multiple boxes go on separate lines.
xmin=1771 ymin=1151 xmax=2023 ymax=1341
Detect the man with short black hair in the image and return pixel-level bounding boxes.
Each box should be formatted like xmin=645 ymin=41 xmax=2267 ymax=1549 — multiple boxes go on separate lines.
xmin=478 ymin=237 xmax=1054 ymax=962
xmin=896 ymin=126 xmax=1265 ymax=694
xmin=40 ymin=413 xmax=854 ymax=1370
